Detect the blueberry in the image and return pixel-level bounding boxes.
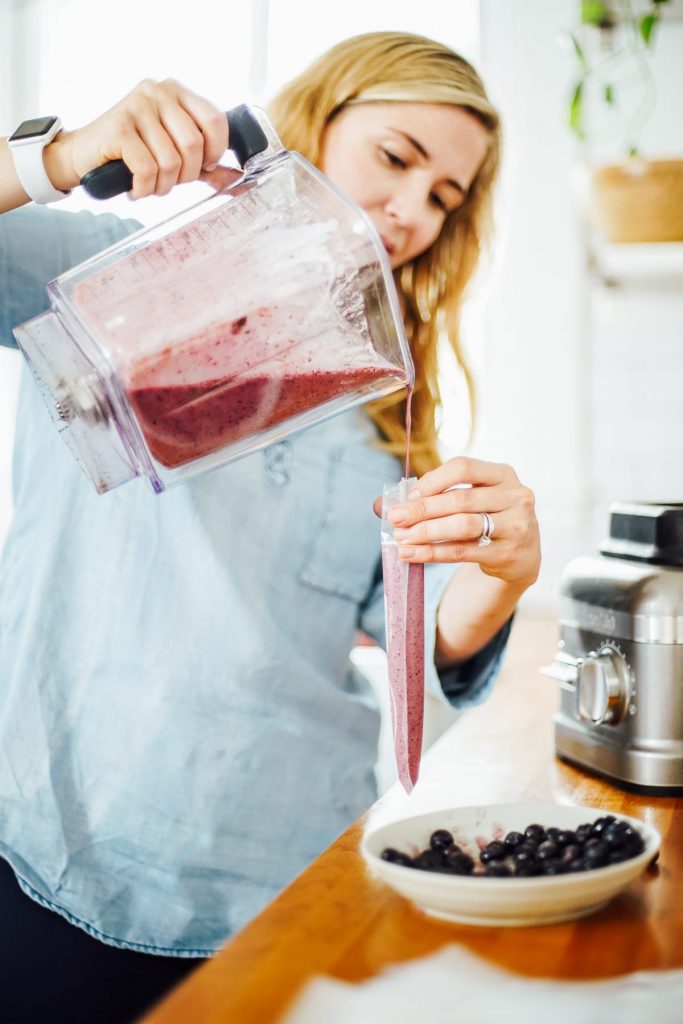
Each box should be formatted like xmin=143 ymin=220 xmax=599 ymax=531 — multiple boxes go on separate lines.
xmin=430 ymin=829 xmax=455 ymax=852
xmin=626 ymin=834 xmax=645 ymax=856
xmin=561 ymin=843 xmax=583 ymax=864
xmin=480 ymin=841 xmax=507 ymax=864
xmin=444 ymin=849 xmax=475 ymax=874
xmin=412 ymin=850 xmax=444 ymax=872
xmin=515 ymin=862 xmax=542 ymax=877
xmin=575 ymin=824 xmax=593 ymax=844
xmin=608 ymin=848 xmax=633 ymax=865
xmin=381 ymin=847 xmax=413 ymax=866
xmin=504 ymin=831 xmax=525 ymax=849
xmin=583 ymin=839 xmax=609 ymax=867
xmin=590 ymin=815 xmax=616 ymax=838
xmin=485 ymin=862 xmax=512 ymax=877
xmin=541 ymin=861 xmax=569 ymax=876
xmin=556 ymin=830 xmax=576 ymax=847
xmin=513 ymin=845 xmax=537 ymax=866
xmin=613 ymin=819 xmax=632 ymax=833
xmin=536 ymin=841 xmax=560 ymax=862
xmin=618 ymin=825 xmax=645 ymax=856
xmin=566 ymin=858 xmax=588 ymax=872
xmin=524 ymin=824 xmax=546 ymax=842
xmin=545 ymin=827 xmax=561 ymax=844
xmin=602 ymin=823 xmax=629 ymax=850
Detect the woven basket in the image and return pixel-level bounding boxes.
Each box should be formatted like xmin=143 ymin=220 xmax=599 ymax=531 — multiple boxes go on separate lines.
xmin=587 ymin=159 xmax=683 ymax=243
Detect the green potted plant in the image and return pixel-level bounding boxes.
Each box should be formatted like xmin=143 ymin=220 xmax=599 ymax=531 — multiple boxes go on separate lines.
xmin=564 ymin=0 xmax=683 ymax=242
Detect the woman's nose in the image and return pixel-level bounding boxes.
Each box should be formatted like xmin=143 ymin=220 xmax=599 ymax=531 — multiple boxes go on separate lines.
xmin=385 ymin=181 xmax=421 ymax=227
xmin=385 ymin=178 xmax=426 ymax=228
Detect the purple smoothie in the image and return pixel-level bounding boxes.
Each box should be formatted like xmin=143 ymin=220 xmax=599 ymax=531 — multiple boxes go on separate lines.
xmin=382 ymin=475 xmax=425 ymax=793
xmin=128 ymin=362 xmax=391 ymax=467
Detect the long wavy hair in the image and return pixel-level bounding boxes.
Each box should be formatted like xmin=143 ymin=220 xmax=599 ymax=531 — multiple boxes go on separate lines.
xmin=268 ymin=31 xmax=501 ymax=476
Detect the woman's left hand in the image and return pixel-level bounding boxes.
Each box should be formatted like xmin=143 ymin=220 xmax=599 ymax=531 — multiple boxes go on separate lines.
xmin=380 ymin=456 xmax=541 ymax=588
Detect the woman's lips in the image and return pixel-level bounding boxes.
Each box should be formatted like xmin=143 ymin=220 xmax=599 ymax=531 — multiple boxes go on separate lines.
xmin=380 ymin=235 xmax=395 ymax=255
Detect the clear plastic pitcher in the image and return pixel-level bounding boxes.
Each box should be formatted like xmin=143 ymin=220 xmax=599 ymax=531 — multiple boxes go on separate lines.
xmin=13 ymin=105 xmax=413 ymax=494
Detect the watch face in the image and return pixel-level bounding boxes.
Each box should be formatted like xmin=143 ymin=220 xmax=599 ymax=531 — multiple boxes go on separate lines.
xmin=9 ymin=116 xmax=59 ymax=142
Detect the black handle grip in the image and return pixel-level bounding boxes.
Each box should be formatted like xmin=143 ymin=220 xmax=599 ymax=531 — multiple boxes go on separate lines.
xmin=80 ymin=105 xmax=269 ymax=200
xmin=80 ymin=159 xmax=132 ymax=200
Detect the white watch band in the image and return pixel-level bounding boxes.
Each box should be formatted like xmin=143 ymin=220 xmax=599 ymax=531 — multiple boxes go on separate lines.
xmin=8 ymin=116 xmax=72 ymax=205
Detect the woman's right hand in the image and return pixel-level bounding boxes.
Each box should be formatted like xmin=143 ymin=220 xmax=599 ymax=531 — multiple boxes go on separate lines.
xmin=43 ymin=78 xmax=233 ymax=198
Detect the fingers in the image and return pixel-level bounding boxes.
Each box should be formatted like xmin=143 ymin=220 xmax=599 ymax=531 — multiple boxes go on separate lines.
xmin=124 ymin=113 xmax=185 ymax=197
xmin=388 ymin=484 xmax=509 ymax=528
xmin=415 ymin=456 xmax=517 ymax=498
xmin=69 ymin=78 xmax=229 ymax=199
xmin=128 ymin=80 xmax=227 ymax=196
xmin=174 ymin=83 xmax=228 ymax=171
xmin=396 ymin=539 xmax=508 ymax=565
xmin=394 ymin=510 xmax=510 ymax=548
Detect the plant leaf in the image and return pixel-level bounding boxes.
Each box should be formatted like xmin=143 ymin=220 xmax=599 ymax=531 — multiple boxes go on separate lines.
xmin=569 ymin=33 xmax=588 ymax=72
xmin=581 ymin=0 xmax=610 ymax=26
xmin=640 ymin=12 xmax=658 ymax=45
xmin=603 ymin=82 xmax=615 ymax=106
xmin=569 ymin=81 xmax=584 ymax=138
xmin=652 ymin=0 xmax=671 ymax=7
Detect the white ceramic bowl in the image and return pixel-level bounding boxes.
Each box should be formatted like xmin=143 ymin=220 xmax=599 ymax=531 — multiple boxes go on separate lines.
xmin=361 ymin=802 xmax=660 ymax=927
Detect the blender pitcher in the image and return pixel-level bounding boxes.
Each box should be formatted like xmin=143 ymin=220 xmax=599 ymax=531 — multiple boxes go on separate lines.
xmin=13 ymin=105 xmax=414 ymax=494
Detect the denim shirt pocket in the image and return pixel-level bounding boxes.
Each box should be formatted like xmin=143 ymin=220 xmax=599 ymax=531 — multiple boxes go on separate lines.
xmin=297 ymin=446 xmax=391 ymax=603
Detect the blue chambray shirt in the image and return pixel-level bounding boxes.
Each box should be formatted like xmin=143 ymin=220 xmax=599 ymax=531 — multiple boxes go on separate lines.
xmin=0 ymin=205 xmax=510 ymax=955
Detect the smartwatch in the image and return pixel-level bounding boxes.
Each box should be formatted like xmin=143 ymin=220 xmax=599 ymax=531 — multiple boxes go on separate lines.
xmin=8 ymin=116 xmax=72 ymax=204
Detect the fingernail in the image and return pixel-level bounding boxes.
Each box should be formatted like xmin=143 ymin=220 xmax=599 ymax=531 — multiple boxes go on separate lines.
xmin=203 ymin=162 xmax=218 ymax=172
xmin=399 ymin=546 xmax=415 ymax=559
xmin=389 ymin=508 xmax=407 ymax=524
xmin=408 ymin=488 xmax=421 ymax=500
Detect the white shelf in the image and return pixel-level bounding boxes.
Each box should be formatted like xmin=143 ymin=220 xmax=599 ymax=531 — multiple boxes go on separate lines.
xmin=591 ymin=241 xmax=683 ymax=284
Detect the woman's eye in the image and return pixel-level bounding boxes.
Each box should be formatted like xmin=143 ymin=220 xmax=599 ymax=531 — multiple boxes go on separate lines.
xmin=381 ymin=148 xmax=407 ymax=169
xmin=429 ymin=193 xmax=448 ymax=213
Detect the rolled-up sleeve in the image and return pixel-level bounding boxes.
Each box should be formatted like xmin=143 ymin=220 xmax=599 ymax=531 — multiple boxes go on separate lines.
xmin=359 ymin=560 xmax=512 ymax=709
xmin=0 ymin=205 xmax=140 ymax=348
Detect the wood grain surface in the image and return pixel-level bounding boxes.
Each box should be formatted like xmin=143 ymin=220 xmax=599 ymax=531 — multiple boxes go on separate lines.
xmin=143 ymin=613 xmax=681 ymax=1023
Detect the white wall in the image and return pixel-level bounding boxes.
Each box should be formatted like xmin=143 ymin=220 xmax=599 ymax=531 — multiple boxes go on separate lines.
xmin=471 ymin=0 xmax=587 ymax=612
xmin=474 ymin=0 xmax=683 ymax=612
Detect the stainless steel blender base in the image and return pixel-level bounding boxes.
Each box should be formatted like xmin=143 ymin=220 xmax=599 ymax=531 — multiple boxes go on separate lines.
xmin=555 ymin=715 xmax=683 ymax=795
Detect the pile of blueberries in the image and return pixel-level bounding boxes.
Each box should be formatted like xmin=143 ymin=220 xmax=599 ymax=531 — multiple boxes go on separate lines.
xmin=380 ymin=815 xmax=647 ymax=877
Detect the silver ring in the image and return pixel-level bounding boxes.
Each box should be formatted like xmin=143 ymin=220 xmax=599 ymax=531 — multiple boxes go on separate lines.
xmin=478 ymin=512 xmax=494 ymax=547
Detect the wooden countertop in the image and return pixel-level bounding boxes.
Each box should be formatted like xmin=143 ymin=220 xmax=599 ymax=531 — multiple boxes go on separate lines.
xmin=143 ymin=613 xmax=682 ymax=1023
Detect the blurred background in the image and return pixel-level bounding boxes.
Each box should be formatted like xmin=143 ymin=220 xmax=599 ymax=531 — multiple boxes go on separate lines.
xmin=1 ymin=0 xmax=682 ymax=620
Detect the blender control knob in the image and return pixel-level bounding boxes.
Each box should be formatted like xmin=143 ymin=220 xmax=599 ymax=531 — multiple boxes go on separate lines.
xmin=576 ymin=645 xmax=629 ymax=725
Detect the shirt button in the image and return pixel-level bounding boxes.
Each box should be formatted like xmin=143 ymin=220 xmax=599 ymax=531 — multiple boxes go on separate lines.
xmin=263 ymin=441 xmax=292 ymax=487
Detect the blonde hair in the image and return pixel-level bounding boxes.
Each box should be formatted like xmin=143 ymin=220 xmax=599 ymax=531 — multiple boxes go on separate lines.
xmin=268 ymin=31 xmax=501 ymax=476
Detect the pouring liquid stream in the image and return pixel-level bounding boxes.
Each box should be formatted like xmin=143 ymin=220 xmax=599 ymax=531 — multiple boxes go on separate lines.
xmin=404 ymin=385 xmax=413 ymax=480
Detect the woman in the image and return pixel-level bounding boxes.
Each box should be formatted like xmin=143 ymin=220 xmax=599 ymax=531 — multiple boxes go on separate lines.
xmin=0 ymin=32 xmax=540 ymax=1022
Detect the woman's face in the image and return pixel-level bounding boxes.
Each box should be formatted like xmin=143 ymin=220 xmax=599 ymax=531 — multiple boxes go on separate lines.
xmin=320 ymin=102 xmax=490 ymax=270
